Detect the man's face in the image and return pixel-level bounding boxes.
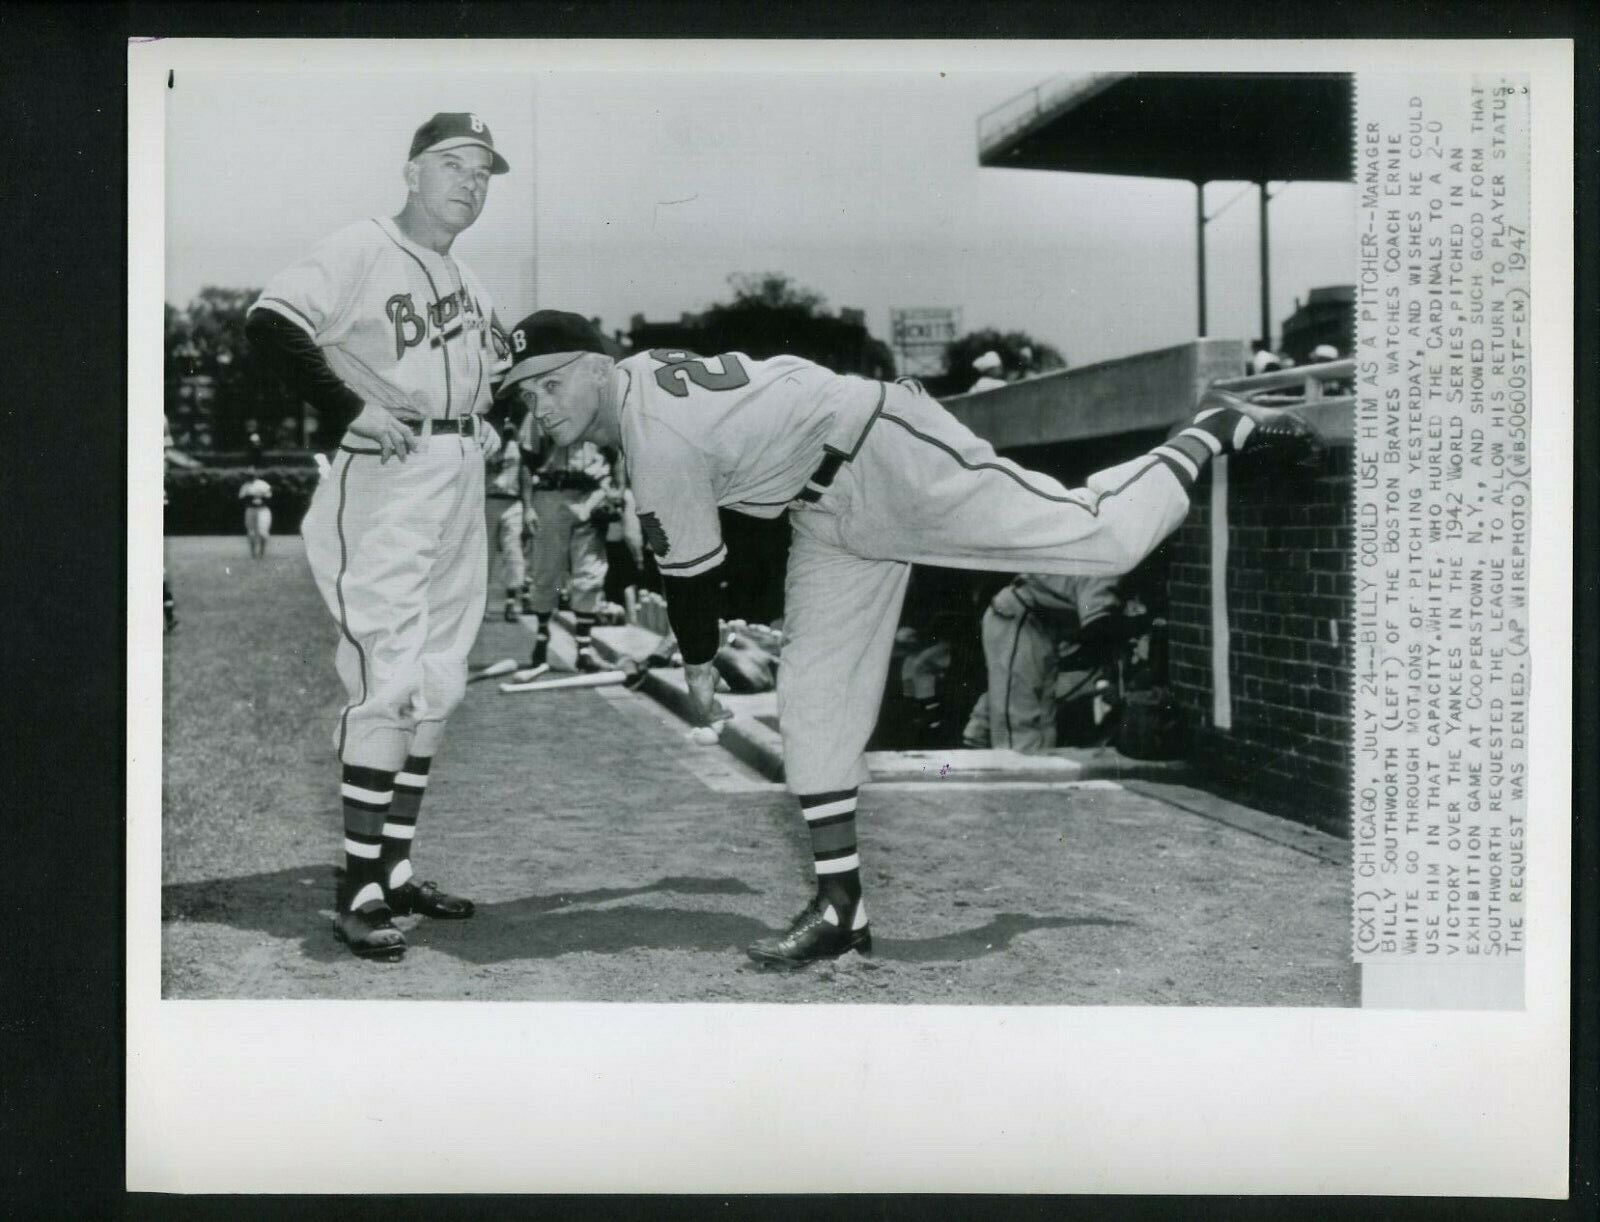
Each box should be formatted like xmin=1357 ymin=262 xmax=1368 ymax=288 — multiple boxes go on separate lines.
xmin=408 ymin=145 xmax=494 ymax=234
xmin=512 ymin=359 xmax=601 ymax=447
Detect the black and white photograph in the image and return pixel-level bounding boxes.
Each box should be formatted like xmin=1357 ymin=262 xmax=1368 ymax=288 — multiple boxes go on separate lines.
xmin=128 ymin=38 xmax=1573 ymax=1196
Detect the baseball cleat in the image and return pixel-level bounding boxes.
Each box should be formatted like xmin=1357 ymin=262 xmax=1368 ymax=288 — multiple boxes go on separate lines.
xmin=573 ymin=649 xmax=606 ymax=673
xmin=503 ymin=600 xmax=521 ymax=622
xmin=388 ymin=879 xmax=476 ymax=920
xmin=747 ymin=897 xmax=872 ymax=969
xmin=1198 ymin=387 xmax=1325 ymax=468
xmin=509 ymin=662 xmax=551 ymax=685
xmin=333 ymin=898 xmax=407 ymax=961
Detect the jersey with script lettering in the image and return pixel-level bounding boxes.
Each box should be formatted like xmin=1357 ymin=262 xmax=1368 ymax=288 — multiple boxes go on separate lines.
xmin=615 ymin=348 xmax=883 ymax=577
xmin=238 ymin=478 xmax=273 ymax=508
xmin=248 ymin=216 xmax=506 ymax=422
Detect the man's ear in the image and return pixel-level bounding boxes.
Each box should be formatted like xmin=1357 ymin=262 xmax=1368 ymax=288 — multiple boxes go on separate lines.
xmin=402 ymin=159 xmax=419 ymax=193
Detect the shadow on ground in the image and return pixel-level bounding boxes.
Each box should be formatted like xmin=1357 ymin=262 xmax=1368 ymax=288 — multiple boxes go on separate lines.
xmin=163 ymin=865 xmax=1126 ymax=968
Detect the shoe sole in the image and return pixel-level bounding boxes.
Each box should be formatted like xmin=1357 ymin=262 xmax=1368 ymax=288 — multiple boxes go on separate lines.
xmin=746 ymin=932 xmax=873 ymax=970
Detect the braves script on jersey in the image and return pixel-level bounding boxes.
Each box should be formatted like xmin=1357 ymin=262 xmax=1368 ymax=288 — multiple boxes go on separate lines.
xmin=615 ymin=349 xmax=883 ymax=576
xmin=253 ymin=216 xmax=504 ymax=422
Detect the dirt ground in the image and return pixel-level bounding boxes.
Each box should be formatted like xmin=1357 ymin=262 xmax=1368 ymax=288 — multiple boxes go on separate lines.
xmin=160 ymin=536 xmax=1358 ymax=1005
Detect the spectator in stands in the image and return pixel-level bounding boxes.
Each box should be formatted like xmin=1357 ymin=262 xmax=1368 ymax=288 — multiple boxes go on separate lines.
xmin=969 ymin=350 xmax=1008 ymax=393
xmin=1310 ymin=343 xmax=1340 ymax=363
xmin=1249 ymin=345 xmax=1283 ymax=376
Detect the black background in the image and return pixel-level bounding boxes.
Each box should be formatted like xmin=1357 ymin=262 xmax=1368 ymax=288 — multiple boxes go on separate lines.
xmin=2 ymin=2 xmax=1593 ymax=1217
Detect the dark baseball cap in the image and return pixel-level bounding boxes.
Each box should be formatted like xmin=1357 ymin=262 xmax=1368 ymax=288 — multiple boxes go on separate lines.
xmin=498 ymin=310 xmax=612 ymax=394
xmin=408 ymin=112 xmax=510 ymax=175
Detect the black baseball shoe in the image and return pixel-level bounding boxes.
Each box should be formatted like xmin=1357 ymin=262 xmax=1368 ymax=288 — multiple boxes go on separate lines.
xmin=388 ymin=879 xmax=476 ymax=920
xmin=573 ymin=648 xmax=606 ymax=673
xmin=503 ymin=599 xmax=521 ymax=623
xmin=747 ymin=895 xmax=872 ymax=969
xmin=1198 ymin=386 xmax=1326 ymax=469
xmin=333 ymin=891 xmax=407 ymax=961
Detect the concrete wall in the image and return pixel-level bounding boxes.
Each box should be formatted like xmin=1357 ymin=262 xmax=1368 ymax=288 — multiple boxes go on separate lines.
xmin=944 ymin=338 xmax=1249 ymax=448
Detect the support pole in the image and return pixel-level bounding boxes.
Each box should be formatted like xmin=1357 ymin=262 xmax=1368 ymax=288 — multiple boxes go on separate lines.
xmin=1195 ymin=180 xmax=1208 ymax=338
xmin=1257 ymin=181 xmax=1272 ymax=351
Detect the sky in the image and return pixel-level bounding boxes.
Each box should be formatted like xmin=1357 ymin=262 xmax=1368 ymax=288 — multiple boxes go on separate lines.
xmin=164 ymin=57 xmax=1354 ymax=369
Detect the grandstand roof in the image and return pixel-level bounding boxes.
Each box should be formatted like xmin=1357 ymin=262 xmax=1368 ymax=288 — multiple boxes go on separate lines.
xmin=977 ymin=72 xmax=1353 ymax=184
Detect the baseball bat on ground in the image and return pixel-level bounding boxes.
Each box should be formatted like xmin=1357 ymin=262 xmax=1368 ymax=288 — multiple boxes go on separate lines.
xmin=499 ymin=670 xmax=629 ymax=694
xmin=468 ymin=658 xmax=518 ymax=682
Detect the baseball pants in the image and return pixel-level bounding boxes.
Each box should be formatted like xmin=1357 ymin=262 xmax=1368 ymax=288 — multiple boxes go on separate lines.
xmin=245 ymin=506 xmax=273 ymax=539
xmin=302 ymin=433 xmax=488 ymax=771
xmin=961 ymin=604 xmax=1060 ymax=753
xmin=525 ymin=489 xmax=606 ymax=615
xmin=778 ymin=380 xmax=1188 ymax=793
xmin=486 ymin=495 xmax=527 ymax=592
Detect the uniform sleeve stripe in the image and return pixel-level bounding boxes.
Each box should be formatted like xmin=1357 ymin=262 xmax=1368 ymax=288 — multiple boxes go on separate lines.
xmin=252 ymin=297 xmax=318 ymax=336
xmin=655 ymin=543 xmax=727 ymax=574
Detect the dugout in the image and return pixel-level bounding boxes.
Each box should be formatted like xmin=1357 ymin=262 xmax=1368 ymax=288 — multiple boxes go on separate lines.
xmin=942 ymin=345 xmax=1356 ymax=835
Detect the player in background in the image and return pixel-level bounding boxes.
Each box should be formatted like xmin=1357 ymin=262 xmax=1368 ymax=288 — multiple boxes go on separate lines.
xmin=495 ymin=311 xmax=1322 ymax=968
xmin=485 ymin=419 xmax=528 ymax=621
xmin=245 ymin=112 xmax=512 ymax=961
xmin=238 ymin=470 xmax=274 ymax=559
xmin=961 ymin=573 xmax=1121 ymax=753
xmin=503 ymin=324 xmax=611 ymax=679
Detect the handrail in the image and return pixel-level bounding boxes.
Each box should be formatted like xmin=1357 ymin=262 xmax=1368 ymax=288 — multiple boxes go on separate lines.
xmin=1214 ymin=358 xmax=1355 ymax=403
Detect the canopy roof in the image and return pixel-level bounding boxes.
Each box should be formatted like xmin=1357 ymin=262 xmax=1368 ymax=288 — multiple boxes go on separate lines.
xmin=977 ymin=72 xmax=1354 ymax=184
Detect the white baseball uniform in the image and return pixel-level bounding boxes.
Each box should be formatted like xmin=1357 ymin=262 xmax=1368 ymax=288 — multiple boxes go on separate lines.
xmin=239 ymin=476 xmax=273 ymax=538
xmin=615 ymin=349 xmax=1192 ymax=793
xmin=485 ymin=429 xmax=526 ymax=595
xmin=516 ymin=419 xmax=609 ymax=616
xmin=963 ymin=574 xmax=1121 ymax=753
xmin=250 ymin=216 xmax=504 ymax=770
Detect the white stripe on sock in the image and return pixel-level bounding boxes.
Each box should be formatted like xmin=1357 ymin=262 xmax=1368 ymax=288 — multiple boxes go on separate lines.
xmin=343 ymin=838 xmax=381 ymax=859
xmin=814 ymin=853 xmax=860 ymax=875
xmin=1180 ymin=426 xmax=1225 ymax=455
xmin=801 ymin=797 xmax=857 ymax=821
xmin=341 ymin=782 xmax=392 ymax=805
xmin=348 ymin=881 xmax=384 ymax=909
xmin=1232 ymin=417 xmax=1256 ymax=451
xmin=395 ymin=771 xmax=429 ymax=789
xmin=851 ymin=898 xmax=869 ymax=930
xmin=381 ymin=822 xmax=416 ymax=840
xmin=1154 ymin=445 xmax=1199 ymax=481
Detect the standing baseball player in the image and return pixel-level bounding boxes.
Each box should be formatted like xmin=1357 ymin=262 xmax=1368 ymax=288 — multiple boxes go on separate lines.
xmin=238 ymin=470 xmax=274 ymax=559
xmin=496 ymin=311 xmax=1319 ymax=967
xmin=961 ymin=573 xmax=1121 ymax=753
xmin=504 ymin=325 xmax=611 ymax=678
xmin=485 ymin=419 xmax=528 ymax=621
xmin=245 ymin=112 xmax=512 ymax=960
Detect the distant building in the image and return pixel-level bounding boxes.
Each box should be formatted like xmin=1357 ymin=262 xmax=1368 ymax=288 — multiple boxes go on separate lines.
xmin=1279 ymin=285 xmax=1354 ymax=366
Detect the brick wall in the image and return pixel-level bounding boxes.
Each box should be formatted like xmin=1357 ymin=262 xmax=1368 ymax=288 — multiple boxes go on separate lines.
xmin=1165 ymin=442 xmax=1354 ymax=836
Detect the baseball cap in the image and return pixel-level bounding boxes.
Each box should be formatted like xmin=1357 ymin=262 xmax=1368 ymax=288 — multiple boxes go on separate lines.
xmin=972 ymin=350 xmax=1002 ymax=373
xmin=498 ymin=310 xmax=612 ymax=394
xmin=1310 ymin=343 xmax=1339 ymax=361
xmin=408 ymin=112 xmax=510 ymax=175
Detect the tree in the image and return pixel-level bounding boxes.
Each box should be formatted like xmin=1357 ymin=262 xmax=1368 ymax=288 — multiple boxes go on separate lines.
xmin=722 ymin=271 xmax=828 ymax=314
xmin=943 ymin=328 xmax=1067 ymax=388
xmin=164 ymin=287 xmax=304 ymax=451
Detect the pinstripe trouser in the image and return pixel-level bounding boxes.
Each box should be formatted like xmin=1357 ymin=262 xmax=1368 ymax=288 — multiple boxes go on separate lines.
xmin=302 ymin=434 xmax=488 ymax=771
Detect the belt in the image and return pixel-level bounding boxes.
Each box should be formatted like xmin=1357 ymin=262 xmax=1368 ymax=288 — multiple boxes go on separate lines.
xmin=406 ymin=416 xmax=480 ymax=436
xmin=530 ymin=473 xmax=601 ymax=493
xmin=795 ymin=451 xmax=845 ymax=504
